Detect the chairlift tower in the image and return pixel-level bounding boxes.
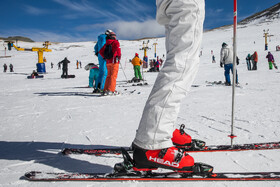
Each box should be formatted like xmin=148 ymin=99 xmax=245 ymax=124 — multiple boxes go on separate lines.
xmin=140 ymin=40 xmax=151 ymax=63
xmin=153 ymin=42 xmax=158 ymax=58
xmin=10 ymin=41 xmax=52 ymax=73
xmin=263 ymin=29 xmax=273 ymax=51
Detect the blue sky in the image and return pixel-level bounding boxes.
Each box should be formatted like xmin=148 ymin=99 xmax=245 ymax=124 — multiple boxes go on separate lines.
xmin=0 ymin=0 xmax=279 ymax=42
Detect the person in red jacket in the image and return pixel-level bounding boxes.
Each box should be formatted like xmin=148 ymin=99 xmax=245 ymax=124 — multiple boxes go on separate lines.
xmin=99 ymin=30 xmax=121 ymax=95
xmin=251 ymin=51 xmax=258 ymax=70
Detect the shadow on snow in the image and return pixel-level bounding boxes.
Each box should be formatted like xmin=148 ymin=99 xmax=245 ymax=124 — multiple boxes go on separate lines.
xmin=0 ymin=141 xmax=118 ymax=173
xmin=34 ymin=92 xmax=100 ymax=97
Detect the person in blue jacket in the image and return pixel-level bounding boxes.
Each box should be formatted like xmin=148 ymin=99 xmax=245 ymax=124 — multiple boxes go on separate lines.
xmin=93 ymin=31 xmax=110 ymax=93
xmin=89 ymin=64 xmax=99 ymax=88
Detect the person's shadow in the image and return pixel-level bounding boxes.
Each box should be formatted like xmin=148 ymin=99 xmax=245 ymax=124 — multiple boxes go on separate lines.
xmin=0 ymin=141 xmax=118 ymax=173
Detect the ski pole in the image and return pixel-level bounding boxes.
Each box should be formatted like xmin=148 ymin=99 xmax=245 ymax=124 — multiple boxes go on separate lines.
xmin=119 ymin=60 xmax=128 ymax=82
xmin=229 ymin=0 xmax=237 ymax=147
xmin=141 ymin=62 xmax=145 ymax=84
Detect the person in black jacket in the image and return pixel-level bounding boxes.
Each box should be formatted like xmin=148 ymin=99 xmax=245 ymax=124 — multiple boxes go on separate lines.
xmin=9 ymin=64 xmax=14 ymax=72
xmin=3 ymin=64 xmax=7 ymax=72
xmin=59 ymin=57 xmax=70 ymax=78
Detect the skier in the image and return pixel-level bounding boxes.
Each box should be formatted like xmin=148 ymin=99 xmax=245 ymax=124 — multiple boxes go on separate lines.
xmin=131 ymin=53 xmax=143 ymax=82
xmin=76 ymin=60 xmax=79 ymax=69
xmin=9 ymin=64 xmax=14 ymax=72
xmin=251 ymin=51 xmax=258 ymax=70
xmin=3 ymin=63 xmax=7 ymax=72
xmin=131 ymin=0 xmax=205 ymax=172
xmin=99 ymin=30 xmax=121 ymax=95
xmin=93 ymin=31 xmax=109 ymax=93
xmin=88 ymin=64 xmax=99 ymax=88
xmin=246 ymin=54 xmax=251 ymax=70
xmin=149 ymin=59 xmax=155 ymax=72
xmin=220 ymin=42 xmax=238 ymax=86
xmin=57 ymin=62 xmax=61 ymax=70
xmin=266 ymin=52 xmax=277 ymax=70
xmin=59 ymin=57 xmax=70 ymax=78
xmin=31 ymin=70 xmax=39 ymax=78
xmin=212 ymin=55 xmax=216 ymax=63
xmin=8 ymin=42 xmax=12 ymax=51
xmin=155 ymin=56 xmax=160 ymax=71
xmin=51 ymin=62 xmax=54 ymax=69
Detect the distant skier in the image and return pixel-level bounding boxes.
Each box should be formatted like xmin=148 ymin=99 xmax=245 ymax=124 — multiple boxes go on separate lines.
xmin=59 ymin=57 xmax=70 ymax=78
xmin=246 ymin=54 xmax=252 ymax=70
xmin=31 ymin=70 xmax=39 ymax=78
xmin=57 ymin=62 xmax=61 ymax=70
xmin=51 ymin=62 xmax=54 ymax=69
xmin=251 ymin=51 xmax=258 ymax=70
xmin=220 ymin=42 xmax=238 ymax=86
xmin=99 ymin=30 xmax=121 ymax=95
xmin=3 ymin=63 xmax=7 ymax=72
xmin=266 ymin=52 xmax=277 ymax=70
xmin=76 ymin=60 xmax=79 ymax=69
xmin=79 ymin=61 xmax=82 ymax=68
xmin=155 ymin=56 xmax=160 ymax=71
xmin=7 ymin=42 xmax=12 ymax=51
xmin=93 ymin=31 xmax=109 ymax=93
xmin=131 ymin=53 xmax=143 ymax=82
xmin=212 ymin=55 xmax=216 ymax=63
xmin=9 ymin=64 xmax=14 ymax=72
xmin=149 ymin=59 xmax=155 ymax=72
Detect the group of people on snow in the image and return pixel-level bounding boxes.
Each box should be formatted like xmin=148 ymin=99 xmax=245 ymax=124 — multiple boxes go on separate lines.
xmin=3 ymin=63 xmax=13 ymax=72
xmin=76 ymin=60 xmax=82 ymax=69
xmin=220 ymin=42 xmax=278 ymax=86
xmin=148 ymin=57 xmax=163 ymax=72
xmin=90 ymin=29 xmax=121 ymax=96
xmin=90 ymin=29 xmax=167 ymax=92
xmin=245 ymin=51 xmax=277 ymax=71
xmin=246 ymin=51 xmax=258 ymax=71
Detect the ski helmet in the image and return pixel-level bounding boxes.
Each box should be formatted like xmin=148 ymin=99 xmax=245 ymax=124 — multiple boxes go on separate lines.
xmin=105 ymin=29 xmax=113 ymax=35
xmin=222 ymin=42 xmax=227 ymax=47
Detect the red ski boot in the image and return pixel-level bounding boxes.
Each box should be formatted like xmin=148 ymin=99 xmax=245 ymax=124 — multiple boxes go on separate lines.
xmin=172 ymin=124 xmax=206 ymax=150
xmin=132 ymin=144 xmax=194 ymax=172
xmin=172 ymin=124 xmax=192 ymax=148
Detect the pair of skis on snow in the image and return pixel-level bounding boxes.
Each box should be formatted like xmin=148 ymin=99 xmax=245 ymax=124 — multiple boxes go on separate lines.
xmin=24 ymin=140 xmax=280 ymax=181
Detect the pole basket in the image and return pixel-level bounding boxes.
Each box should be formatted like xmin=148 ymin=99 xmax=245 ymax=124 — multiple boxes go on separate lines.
xmin=228 ymin=134 xmax=237 ymax=139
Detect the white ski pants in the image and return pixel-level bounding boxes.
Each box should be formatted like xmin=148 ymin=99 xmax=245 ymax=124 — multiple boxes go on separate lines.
xmin=133 ymin=0 xmax=205 ymax=150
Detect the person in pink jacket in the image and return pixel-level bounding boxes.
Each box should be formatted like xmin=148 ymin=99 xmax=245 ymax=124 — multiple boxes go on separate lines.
xmin=99 ymin=31 xmax=121 ymax=95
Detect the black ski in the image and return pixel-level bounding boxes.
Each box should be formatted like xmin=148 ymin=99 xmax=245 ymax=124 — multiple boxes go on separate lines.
xmin=61 ymin=141 xmax=280 ymax=156
xmin=24 ymin=171 xmax=280 ymax=181
xmin=25 ymin=148 xmax=280 ymax=182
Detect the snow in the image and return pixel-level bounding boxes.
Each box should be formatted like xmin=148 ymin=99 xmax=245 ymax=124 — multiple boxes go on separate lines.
xmin=0 ymin=18 xmax=280 ymax=187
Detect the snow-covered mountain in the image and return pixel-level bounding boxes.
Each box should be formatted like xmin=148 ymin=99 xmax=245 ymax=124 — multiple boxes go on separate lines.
xmin=239 ymin=3 xmax=280 ymax=25
xmin=0 ymin=4 xmax=280 ymax=187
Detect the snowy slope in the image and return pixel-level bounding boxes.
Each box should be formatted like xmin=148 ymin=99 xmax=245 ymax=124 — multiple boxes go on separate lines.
xmin=239 ymin=3 xmax=280 ymax=25
xmin=0 ymin=14 xmax=280 ymax=187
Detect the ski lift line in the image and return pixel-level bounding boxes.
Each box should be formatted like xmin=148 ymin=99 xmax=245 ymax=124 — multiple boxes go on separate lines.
xmin=230 ymin=0 xmax=238 ymax=147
